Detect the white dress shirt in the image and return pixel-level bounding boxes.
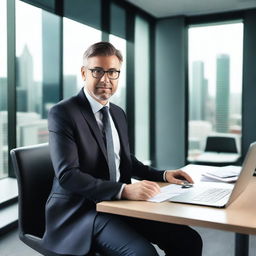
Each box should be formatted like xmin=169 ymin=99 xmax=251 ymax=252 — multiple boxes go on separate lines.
xmin=83 ymin=87 xmax=121 ymax=182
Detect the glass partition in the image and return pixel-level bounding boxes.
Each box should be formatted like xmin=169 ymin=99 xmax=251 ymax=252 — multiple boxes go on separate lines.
xmin=134 ymin=16 xmax=150 ymax=163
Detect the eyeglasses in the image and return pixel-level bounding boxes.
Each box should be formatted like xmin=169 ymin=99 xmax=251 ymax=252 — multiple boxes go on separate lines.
xmin=88 ymin=68 xmax=120 ymax=80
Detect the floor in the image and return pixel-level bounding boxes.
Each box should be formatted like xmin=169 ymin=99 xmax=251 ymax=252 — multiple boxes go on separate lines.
xmin=0 ymin=227 xmax=255 ymax=256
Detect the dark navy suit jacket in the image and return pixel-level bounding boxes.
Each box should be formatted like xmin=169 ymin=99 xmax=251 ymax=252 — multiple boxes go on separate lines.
xmin=42 ymin=89 xmax=165 ymax=255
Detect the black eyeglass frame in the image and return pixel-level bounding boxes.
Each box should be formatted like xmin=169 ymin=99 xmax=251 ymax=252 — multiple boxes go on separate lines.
xmin=88 ymin=68 xmax=121 ymax=80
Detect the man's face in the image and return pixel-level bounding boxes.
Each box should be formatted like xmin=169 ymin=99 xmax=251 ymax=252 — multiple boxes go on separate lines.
xmin=81 ymin=55 xmax=121 ymax=105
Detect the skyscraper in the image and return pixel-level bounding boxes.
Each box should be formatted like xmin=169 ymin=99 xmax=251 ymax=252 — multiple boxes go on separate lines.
xmin=216 ymin=54 xmax=230 ymax=133
xmin=16 ymin=45 xmax=37 ymax=113
xmin=190 ymin=61 xmax=208 ymax=120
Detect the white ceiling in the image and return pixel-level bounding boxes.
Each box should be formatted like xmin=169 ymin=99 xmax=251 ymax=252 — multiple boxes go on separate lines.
xmin=125 ymin=0 xmax=256 ymax=18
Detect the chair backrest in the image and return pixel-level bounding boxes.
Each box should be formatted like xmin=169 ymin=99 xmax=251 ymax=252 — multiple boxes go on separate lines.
xmin=11 ymin=143 xmax=54 ymax=237
xmin=205 ymin=136 xmax=238 ymax=153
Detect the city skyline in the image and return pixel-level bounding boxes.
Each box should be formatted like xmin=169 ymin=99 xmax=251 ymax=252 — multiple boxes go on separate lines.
xmin=188 ymin=54 xmax=242 ymax=155
xmin=189 ymin=21 xmax=243 ymax=96
xmin=189 ymin=55 xmax=242 ymax=129
xmin=188 ymin=22 xmax=243 ymax=155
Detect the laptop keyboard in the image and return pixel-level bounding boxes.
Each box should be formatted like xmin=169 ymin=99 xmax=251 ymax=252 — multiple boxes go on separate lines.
xmin=192 ymin=188 xmax=231 ymax=203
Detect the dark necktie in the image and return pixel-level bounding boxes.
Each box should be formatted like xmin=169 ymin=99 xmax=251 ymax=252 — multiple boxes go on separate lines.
xmin=101 ymin=106 xmax=116 ymax=181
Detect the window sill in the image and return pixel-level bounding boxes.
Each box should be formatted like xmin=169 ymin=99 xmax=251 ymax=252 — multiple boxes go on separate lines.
xmin=0 ymin=178 xmax=18 ymax=207
xmin=0 ymin=178 xmax=18 ymax=236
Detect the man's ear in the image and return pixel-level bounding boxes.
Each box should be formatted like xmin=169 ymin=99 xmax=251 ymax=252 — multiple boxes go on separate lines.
xmin=81 ymin=66 xmax=87 ymax=81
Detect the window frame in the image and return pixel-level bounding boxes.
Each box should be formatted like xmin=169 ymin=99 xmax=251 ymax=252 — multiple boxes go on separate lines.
xmin=3 ymin=0 xmax=155 ymax=179
xmin=186 ymin=20 xmax=244 ymax=159
xmin=185 ymin=11 xmax=246 ymax=162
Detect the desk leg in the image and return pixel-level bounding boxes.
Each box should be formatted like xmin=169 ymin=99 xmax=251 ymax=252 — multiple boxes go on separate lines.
xmin=235 ymin=233 xmax=249 ymax=256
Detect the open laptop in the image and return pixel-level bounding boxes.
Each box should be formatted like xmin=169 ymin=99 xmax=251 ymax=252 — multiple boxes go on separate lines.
xmin=170 ymin=142 xmax=256 ymax=208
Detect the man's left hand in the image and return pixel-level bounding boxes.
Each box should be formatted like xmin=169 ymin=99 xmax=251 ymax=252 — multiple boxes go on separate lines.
xmin=165 ymin=170 xmax=194 ymax=185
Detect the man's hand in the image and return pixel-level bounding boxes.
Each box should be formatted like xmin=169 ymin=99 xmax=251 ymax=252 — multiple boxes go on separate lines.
xmin=165 ymin=170 xmax=194 ymax=185
xmin=121 ymin=180 xmax=161 ymax=201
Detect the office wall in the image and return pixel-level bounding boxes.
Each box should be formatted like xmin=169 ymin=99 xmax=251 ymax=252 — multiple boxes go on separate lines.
xmin=155 ymin=17 xmax=187 ymax=169
xmin=242 ymin=10 xmax=256 ymax=157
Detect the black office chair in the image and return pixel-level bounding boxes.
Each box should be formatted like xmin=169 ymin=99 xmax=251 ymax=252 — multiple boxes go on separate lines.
xmin=11 ymin=143 xmax=98 ymax=256
xmin=205 ymin=136 xmax=238 ymax=153
xmin=10 ymin=143 xmax=62 ymax=256
xmin=193 ymin=136 xmax=241 ymax=166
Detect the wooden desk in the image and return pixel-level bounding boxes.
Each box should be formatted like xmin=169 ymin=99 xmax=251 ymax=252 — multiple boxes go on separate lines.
xmin=97 ymin=177 xmax=256 ymax=255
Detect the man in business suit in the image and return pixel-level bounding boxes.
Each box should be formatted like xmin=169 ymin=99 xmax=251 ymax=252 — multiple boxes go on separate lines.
xmin=42 ymin=42 xmax=202 ymax=256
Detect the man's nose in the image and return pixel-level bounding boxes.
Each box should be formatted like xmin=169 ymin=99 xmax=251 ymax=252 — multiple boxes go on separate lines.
xmin=100 ymin=72 xmax=110 ymax=83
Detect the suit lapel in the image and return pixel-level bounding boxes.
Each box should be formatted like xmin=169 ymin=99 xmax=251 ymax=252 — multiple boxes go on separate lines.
xmin=110 ymin=104 xmax=129 ymax=158
xmin=110 ymin=104 xmax=132 ymax=183
xmin=76 ymin=89 xmax=108 ymax=160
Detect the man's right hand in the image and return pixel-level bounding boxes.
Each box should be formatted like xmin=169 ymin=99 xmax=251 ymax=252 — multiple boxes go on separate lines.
xmin=121 ymin=180 xmax=161 ymax=200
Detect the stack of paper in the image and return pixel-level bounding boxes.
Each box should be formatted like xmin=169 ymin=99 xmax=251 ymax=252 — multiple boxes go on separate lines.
xmin=202 ymin=165 xmax=241 ymax=183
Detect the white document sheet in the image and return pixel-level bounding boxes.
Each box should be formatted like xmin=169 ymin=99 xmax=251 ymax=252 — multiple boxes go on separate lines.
xmin=201 ymin=165 xmax=241 ymax=183
xmin=182 ymin=164 xmax=241 ymax=183
xmin=147 ymin=184 xmax=188 ymax=203
xmin=205 ymin=165 xmax=241 ymax=178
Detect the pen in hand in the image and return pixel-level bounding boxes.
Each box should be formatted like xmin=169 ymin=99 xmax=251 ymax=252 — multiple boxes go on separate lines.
xmin=180 ymin=181 xmax=193 ymax=188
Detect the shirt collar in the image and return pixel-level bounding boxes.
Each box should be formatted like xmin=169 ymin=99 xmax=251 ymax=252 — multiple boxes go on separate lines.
xmin=83 ymin=87 xmax=110 ymax=114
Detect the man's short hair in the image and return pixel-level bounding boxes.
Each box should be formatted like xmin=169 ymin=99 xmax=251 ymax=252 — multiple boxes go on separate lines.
xmin=83 ymin=42 xmax=123 ymax=66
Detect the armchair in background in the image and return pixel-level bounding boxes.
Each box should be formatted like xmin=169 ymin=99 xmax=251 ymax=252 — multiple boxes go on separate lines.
xmin=189 ymin=135 xmax=241 ymax=166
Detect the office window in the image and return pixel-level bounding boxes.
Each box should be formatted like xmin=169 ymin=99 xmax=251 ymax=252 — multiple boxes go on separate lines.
xmin=109 ymin=3 xmax=127 ymax=110
xmin=109 ymin=35 xmax=127 ymax=110
xmin=134 ymin=16 xmax=150 ymax=163
xmin=188 ymin=22 xmax=243 ymax=160
xmin=63 ymin=18 xmax=101 ymax=98
xmin=0 ymin=0 xmax=8 ymax=179
xmin=16 ymin=0 xmax=61 ymax=147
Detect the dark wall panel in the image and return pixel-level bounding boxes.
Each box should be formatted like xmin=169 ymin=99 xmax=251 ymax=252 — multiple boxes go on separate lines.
xmin=155 ymin=17 xmax=187 ymax=169
xmin=64 ymin=0 xmax=101 ymax=30
xmin=110 ymin=2 xmax=126 ymax=39
xmin=242 ymin=10 xmax=256 ymax=157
